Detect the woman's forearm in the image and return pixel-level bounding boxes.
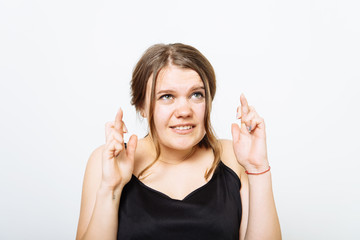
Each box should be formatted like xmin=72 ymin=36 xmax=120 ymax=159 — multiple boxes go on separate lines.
xmin=80 ymin=187 xmax=122 ymax=240
xmin=245 ymin=172 xmax=281 ymax=240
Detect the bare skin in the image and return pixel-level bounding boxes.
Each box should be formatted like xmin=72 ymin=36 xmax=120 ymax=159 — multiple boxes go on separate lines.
xmin=76 ymin=65 xmax=281 ymax=240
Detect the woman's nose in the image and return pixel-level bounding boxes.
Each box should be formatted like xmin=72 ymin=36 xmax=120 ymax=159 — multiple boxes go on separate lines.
xmin=174 ymin=99 xmax=192 ymax=118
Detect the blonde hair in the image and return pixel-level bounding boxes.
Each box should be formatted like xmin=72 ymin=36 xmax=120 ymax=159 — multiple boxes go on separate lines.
xmin=130 ymin=43 xmax=220 ymax=180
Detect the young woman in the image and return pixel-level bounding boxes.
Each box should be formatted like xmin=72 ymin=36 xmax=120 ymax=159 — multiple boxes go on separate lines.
xmin=76 ymin=43 xmax=281 ymax=240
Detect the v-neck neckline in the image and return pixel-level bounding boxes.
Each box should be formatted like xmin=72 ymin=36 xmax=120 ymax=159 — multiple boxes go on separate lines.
xmin=131 ymin=162 xmax=222 ymax=202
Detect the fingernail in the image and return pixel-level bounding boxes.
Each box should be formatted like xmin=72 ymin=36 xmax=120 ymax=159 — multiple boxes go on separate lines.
xmin=123 ymin=125 xmax=128 ymax=133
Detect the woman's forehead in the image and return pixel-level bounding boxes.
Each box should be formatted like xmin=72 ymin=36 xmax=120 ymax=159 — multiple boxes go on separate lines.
xmin=154 ymin=66 xmax=203 ymax=89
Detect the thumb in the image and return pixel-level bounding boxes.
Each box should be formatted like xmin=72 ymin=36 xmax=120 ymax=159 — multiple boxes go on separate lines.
xmin=126 ymin=134 xmax=138 ymax=160
xmin=231 ymin=123 xmax=240 ymax=143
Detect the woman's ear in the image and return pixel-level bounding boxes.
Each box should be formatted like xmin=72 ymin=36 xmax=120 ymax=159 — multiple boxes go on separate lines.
xmin=140 ymin=109 xmax=146 ymax=118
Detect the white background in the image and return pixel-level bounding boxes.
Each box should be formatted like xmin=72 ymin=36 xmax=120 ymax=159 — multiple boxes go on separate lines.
xmin=1 ymin=0 xmax=359 ymax=239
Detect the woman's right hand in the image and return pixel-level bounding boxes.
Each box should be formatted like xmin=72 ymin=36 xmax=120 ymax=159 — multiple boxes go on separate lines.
xmin=101 ymin=108 xmax=138 ymax=192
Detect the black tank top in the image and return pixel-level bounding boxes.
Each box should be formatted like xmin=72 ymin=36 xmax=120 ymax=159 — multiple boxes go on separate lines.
xmin=117 ymin=161 xmax=242 ymax=240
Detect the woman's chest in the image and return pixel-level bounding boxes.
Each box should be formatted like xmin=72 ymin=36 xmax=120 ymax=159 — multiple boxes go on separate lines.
xmin=117 ymin=163 xmax=242 ymax=240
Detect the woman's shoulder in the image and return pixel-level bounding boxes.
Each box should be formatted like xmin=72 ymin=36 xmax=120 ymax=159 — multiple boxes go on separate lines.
xmin=218 ymin=139 xmax=245 ymax=179
xmin=86 ymin=144 xmax=105 ymax=169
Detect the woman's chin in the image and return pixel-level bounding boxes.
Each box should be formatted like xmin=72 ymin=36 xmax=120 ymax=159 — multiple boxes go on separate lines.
xmin=163 ymin=139 xmax=201 ymax=152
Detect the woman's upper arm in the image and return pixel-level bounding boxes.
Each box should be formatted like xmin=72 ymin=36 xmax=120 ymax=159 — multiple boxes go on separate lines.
xmin=239 ymin=169 xmax=249 ymax=240
xmin=219 ymin=139 xmax=249 ymax=240
xmin=76 ymin=145 xmax=104 ymax=240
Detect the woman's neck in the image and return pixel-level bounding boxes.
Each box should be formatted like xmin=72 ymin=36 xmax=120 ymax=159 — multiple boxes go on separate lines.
xmin=144 ymin=135 xmax=198 ymax=165
xmin=159 ymin=146 xmax=197 ymax=165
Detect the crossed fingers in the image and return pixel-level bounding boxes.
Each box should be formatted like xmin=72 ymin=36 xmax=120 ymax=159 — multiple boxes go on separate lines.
xmin=236 ymin=94 xmax=264 ymax=133
xmin=105 ymin=108 xmax=128 ymax=157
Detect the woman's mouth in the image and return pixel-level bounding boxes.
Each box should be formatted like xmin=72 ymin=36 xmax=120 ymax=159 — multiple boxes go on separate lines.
xmin=173 ymin=125 xmax=193 ymax=130
xmin=170 ymin=125 xmax=195 ymax=134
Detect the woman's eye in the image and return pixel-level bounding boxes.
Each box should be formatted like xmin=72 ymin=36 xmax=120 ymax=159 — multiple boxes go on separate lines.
xmin=160 ymin=94 xmax=173 ymax=100
xmin=192 ymin=92 xmax=204 ymax=99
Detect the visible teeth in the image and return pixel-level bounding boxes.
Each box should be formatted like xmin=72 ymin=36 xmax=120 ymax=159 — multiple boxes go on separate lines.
xmin=174 ymin=126 xmax=192 ymax=130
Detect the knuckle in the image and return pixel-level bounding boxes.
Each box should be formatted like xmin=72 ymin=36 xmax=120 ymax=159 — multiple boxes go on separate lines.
xmin=105 ymin=121 xmax=114 ymax=128
xmin=116 ymin=144 xmax=123 ymax=151
xmin=114 ymin=132 xmax=123 ymax=142
xmin=108 ymin=131 xmax=114 ymax=139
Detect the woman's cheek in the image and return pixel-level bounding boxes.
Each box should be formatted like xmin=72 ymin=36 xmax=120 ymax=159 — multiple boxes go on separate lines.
xmin=196 ymin=102 xmax=206 ymax=119
xmin=154 ymin=105 xmax=172 ymax=125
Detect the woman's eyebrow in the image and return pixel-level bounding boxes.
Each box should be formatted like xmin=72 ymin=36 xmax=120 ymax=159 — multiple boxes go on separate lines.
xmin=191 ymin=86 xmax=205 ymax=91
xmin=156 ymin=89 xmax=176 ymax=95
xmin=156 ymin=85 xmax=205 ymax=95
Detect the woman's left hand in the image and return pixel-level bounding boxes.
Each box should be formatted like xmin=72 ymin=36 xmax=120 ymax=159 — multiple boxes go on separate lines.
xmin=231 ymin=93 xmax=269 ymax=173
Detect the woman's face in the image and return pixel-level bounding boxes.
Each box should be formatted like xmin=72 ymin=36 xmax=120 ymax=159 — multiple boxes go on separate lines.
xmin=144 ymin=65 xmax=206 ymax=152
